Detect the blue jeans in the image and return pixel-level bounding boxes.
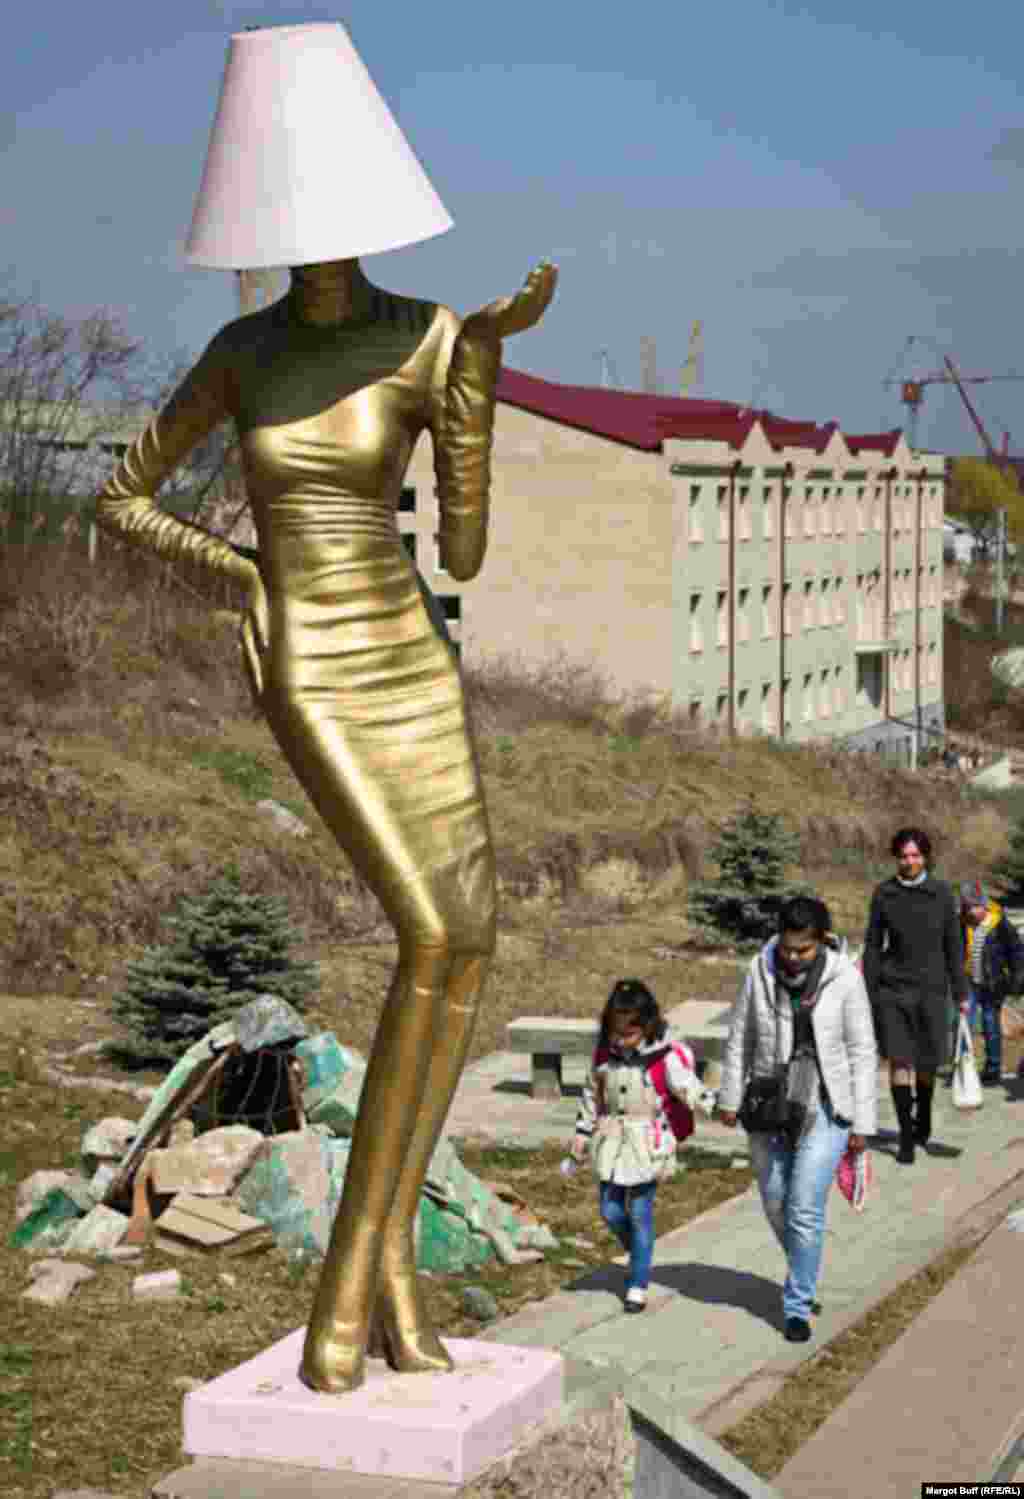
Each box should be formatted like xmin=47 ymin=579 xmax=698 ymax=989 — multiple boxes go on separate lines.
xmin=963 ymin=982 xmax=1002 ymax=1074
xmin=599 ymin=1180 xmax=657 ymax=1292
xmin=748 ymin=1097 xmax=850 ymax=1322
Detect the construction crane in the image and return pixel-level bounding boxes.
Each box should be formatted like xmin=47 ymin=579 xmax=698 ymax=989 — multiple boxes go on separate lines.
xmin=680 ymin=320 xmax=703 ymax=397
xmin=882 ymin=336 xmax=1024 ymax=456
xmin=596 ymin=349 xmax=620 ymax=389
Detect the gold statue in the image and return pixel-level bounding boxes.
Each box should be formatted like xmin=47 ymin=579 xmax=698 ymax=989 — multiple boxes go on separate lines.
xmin=96 ymin=255 xmax=557 ymax=1392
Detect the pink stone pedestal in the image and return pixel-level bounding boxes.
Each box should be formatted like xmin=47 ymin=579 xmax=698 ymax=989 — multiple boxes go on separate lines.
xmin=182 ymin=1328 xmax=564 ymax=1487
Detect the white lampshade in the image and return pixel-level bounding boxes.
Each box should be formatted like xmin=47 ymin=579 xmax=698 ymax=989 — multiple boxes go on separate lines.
xmin=185 ymin=22 xmax=453 ymax=269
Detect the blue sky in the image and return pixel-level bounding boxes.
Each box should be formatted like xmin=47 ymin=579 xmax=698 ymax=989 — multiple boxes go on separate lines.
xmin=5 ymin=0 xmax=1023 ymax=453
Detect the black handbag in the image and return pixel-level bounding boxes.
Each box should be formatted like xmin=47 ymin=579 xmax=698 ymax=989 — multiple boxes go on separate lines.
xmin=738 ymin=1072 xmax=790 ymax=1133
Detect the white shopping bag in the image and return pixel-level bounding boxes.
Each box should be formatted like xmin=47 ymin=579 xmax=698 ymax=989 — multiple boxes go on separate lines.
xmin=952 ymin=1013 xmax=983 ymax=1110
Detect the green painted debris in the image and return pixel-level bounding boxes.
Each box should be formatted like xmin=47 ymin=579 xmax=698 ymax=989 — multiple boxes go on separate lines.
xmin=9 ymin=1189 xmax=85 ymax=1250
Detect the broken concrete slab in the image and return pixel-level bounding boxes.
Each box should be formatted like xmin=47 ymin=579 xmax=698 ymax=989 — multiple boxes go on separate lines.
xmin=22 ymin=1259 xmax=96 ymax=1305
xmin=133 ymin=1269 xmax=182 ymax=1302
xmin=234 ymin=1127 xmax=350 ymax=1261
xmin=148 ymin=1124 xmax=265 ymax=1196
xmin=293 ymin=1031 xmax=366 ymax=1136
xmin=15 ymin=1169 xmax=91 ymax=1225
xmin=61 ymin=1205 xmax=130 ymax=1256
xmin=9 ymin=1188 xmax=87 ymax=1250
xmin=80 ymin=1116 xmax=138 ymax=1173
xmin=255 ymin=800 xmax=311 ymax=840
xmin=233 ymin=995 xmax=309 ymax=1053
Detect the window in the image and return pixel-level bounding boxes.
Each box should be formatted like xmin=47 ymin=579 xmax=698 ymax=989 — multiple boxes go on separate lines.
xmin=736 ymin=688 xmax=750 ymax=733
xmin=820 ymin=577 xmax=832 ymax=627
xmin=855 ymin=573 xmax=865 ymax=639
xmin=399 ymin=487 xmax=416 ymax=513
xmin=717 ymin=485 xmax=729 ymax=541
xmin=927 ymin=642 xmax=938 ymax=685
xmin=928 ymin=565 xmax=938 ymax=606
xmin=803 ymin=487 xmax=816 ymax=538
xmin=762 ymin=583 xmax=774 ymax=638
xmin=738 ymin=485 xmax=752 ymax=540
xmin=716 ymin=589 xmax=728 ymax=647
xmin=761 ymin=682 xmax=775 ymax=732
xmin=856 ymin=486 xmax=867 ymax=533
xmin=737 ymin=587 xmax=750 ymax=642
xmin=762 ymin=486 xmax=775 ymax=539
xmin=834 ymin=486 xmax=845 ymax=536
xmin=856 ymin=653 xmax=883 ymax=709
xmin=781 ymin=676 xmax=791 ymax=731
xmin=715 ymin=692 xmax=729 ymax=729
xmin=401 ymin=533 xmax=418 ymax=564
xmin=803 ymin=579 xmax=815 ymax=630
xmin=802 ymin=672 xmax=815 ymax=722
xmin=783 ymin=582 xmax=793 ymax=636
xmin=821 ymin=488 xmax=832 ymax=536
xmin=819 ymin=668 xmax=832 ymax=718
xmin=688 ymin=699 xmax=703 ymax=727
xmin=833 ymin=665 xmax=844 ymax=715
xmin=784 ymin=486 xmax=796 ymax=539
xmin=689 ymin=592 xmax=703 ymax=653
xmin=834 ymin=576 xmax=845 ymax=624
xmin=873 ymin=486 xmax=883 ymax=531
xmin=688 ymin=484 xmax=704 ymax=543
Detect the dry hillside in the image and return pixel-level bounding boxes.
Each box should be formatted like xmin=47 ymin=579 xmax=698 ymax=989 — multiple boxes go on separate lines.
xmin=0 ymin=537 xmax=1017 ymax=1066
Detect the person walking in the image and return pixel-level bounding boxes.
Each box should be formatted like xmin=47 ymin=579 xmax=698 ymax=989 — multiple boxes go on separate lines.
xmin=959 ymin=880 xmax=1024 ymax=1086
xmin=717 ymin=896 xmax=877 ymax=1344
xmin=862 ymin=827 xmax=965 ymax=1164
xmin=570 ymin=979 xmax=706 ymax=1313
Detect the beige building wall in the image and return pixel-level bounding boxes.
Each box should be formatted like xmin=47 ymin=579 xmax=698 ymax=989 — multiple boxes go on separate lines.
xmin=396 ymin=395 xmax=946 ymax=758
xmin=402 ymin=402 xmax=677 ymax=700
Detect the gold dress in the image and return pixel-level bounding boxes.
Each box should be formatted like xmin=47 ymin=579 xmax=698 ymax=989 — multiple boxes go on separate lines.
xmin=96 ymin=262 xmax=518 ymax=1393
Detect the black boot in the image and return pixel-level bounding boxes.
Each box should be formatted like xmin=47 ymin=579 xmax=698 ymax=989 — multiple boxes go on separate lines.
xmin=892 ymin=1084 xmax=915 ymax=1164
xmin=914 ymin=1080 xmax=934 ymax=1146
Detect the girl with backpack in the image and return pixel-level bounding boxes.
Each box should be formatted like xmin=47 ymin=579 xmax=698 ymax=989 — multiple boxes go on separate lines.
xmin=569 ymin=979 xmax=707 ymax=1312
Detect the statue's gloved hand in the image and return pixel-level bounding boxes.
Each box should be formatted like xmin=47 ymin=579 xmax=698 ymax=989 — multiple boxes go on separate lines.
xmin=460 ymin=261 xmax=558 ymax=345
xmin=239 ymin=563 xmax=269 ymax=702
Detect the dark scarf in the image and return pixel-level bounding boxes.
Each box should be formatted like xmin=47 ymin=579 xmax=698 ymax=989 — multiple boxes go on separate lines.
xmin=776 ymin=945 xmax=829 ymax=1144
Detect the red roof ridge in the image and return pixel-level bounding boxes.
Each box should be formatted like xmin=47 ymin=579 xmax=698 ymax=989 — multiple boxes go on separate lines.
xmin=497 ymin=367 xmax=904 ymax=457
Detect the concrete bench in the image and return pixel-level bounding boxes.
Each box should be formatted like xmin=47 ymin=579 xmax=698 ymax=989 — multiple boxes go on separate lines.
xmin=505 ymin=1018 xmax=598 ymax=1100
xmin=506 ymin=1009 xmax=731 ymax=1100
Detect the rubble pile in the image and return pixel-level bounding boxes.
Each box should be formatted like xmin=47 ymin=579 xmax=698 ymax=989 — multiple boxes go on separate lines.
xmin=12 ymin=996 xmax=558 ymax=1296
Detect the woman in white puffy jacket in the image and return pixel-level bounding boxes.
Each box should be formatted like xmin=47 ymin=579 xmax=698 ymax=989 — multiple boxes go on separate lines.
xmin=717 ymin=895 xmax=877 ymax=1344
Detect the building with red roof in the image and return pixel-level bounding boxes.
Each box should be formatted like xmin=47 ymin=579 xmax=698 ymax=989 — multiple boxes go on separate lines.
xmin=401 ymin=367 xmax=946 ymax=759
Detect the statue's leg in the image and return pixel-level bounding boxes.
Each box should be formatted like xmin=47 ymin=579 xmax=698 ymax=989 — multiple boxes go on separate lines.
xmin=300 ymin=937 xmax=449 ymax=1393
xmin=371 ymin=946 xmax=492 ymax=1371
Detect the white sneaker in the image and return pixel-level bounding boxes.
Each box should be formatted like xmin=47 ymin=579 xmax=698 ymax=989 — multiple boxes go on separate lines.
xmin=625 ymin=1287 xmax=647 ymax=1313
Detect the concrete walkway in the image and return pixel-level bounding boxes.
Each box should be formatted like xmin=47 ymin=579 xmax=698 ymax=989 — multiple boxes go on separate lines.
xmin=446 ymin=1000 xmax=1024 ymax=1488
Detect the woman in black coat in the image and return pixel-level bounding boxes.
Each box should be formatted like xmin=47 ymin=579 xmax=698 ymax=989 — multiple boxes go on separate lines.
xmin=862 ymin=827 xmax=966 ymax=1166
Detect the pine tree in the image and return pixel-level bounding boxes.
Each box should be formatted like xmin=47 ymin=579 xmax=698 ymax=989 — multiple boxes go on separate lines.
xmin=992 ymin=816 xmax=1024 ymax=899
xmin=687 ymin=803 xmax=808 ymax=949
xmin=107 ymin=870 xmax=319 ymax=1068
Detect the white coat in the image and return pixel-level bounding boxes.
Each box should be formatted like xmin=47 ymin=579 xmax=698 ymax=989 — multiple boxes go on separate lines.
xmin=718 ymin=935 xmax=878 ymax=1138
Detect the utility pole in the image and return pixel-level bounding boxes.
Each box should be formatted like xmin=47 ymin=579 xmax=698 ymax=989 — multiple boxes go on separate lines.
xmin=640 ymin=337 xmax=658 ymax=395
xmin=996 ymin=506 xmax=1007 ymax=635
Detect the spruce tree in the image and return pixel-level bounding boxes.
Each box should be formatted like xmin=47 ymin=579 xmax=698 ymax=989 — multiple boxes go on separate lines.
xmin=107 ymin=870 xmax=319 ymax=1068
xmin=992 ymin=815 xmax=1024 ymax=899
xmin=687 ymin=803 xmax=807 ymax=949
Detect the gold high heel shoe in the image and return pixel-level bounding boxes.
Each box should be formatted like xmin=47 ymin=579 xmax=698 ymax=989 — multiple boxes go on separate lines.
xmin=368 ymin=1268 xmax=453 ymax=1374
xmin=299 ymin=1317 xmax=368 ymax=1394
